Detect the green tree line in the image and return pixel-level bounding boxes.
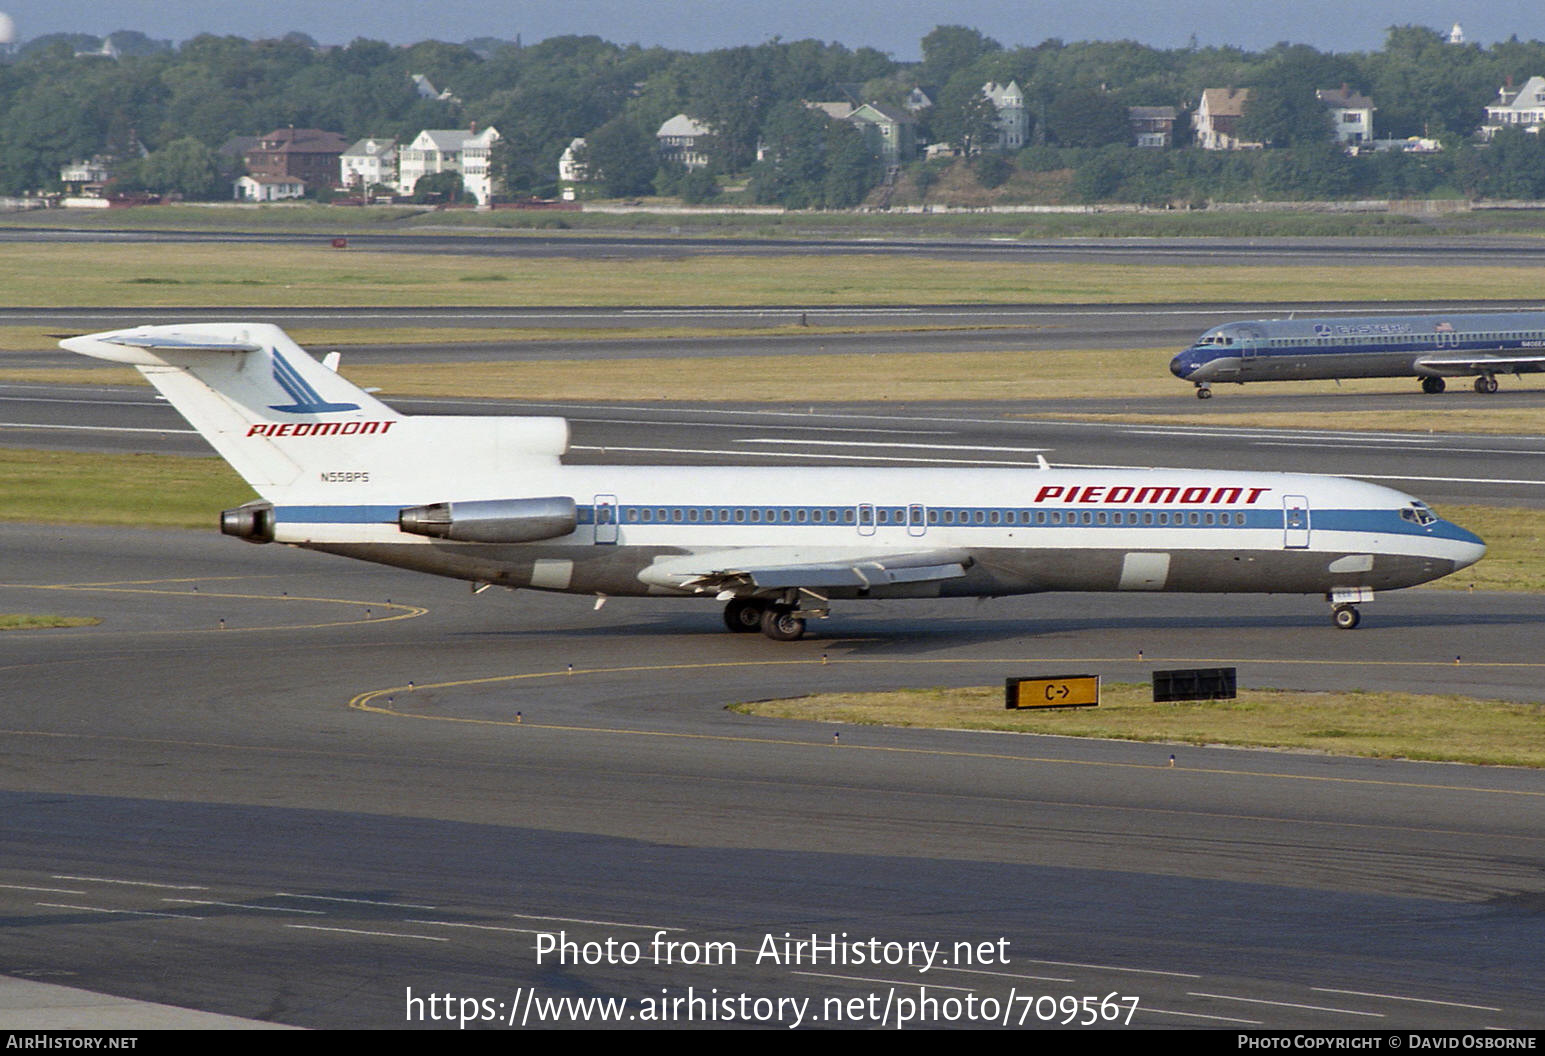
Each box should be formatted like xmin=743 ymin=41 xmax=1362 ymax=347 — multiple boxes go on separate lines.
xmin=6 ymin=23 xmax=1545 ymax=204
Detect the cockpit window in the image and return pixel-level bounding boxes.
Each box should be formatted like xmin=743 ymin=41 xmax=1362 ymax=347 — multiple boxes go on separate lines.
xmin=1400 ymin=503 xmax=1437 ymax=526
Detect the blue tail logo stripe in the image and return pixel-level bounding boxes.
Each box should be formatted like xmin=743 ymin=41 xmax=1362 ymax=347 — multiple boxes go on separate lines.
xmin=268 ymin=351 xmax=360 ymax=414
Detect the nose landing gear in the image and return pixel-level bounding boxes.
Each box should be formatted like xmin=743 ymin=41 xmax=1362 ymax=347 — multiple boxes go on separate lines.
xmin=1331 ymin=604 xmax=1361 ymax=630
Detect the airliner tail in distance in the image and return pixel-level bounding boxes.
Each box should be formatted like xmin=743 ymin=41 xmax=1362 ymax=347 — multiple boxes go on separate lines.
xmin=1171 ymin=311 xmax=1545 ymax=397
xmin=62 ymin=324 xmax=1485 ymax=639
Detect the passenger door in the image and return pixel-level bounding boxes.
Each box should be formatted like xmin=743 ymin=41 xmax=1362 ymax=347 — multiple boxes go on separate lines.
xmin=594 ymin=493 xmax=619 ymax=545
xmin=1283 ymin=495 xmax=1310 ymax=549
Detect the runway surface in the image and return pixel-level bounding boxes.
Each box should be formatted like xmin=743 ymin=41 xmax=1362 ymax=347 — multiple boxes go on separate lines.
xmin=2 ymin=524 xmax=1543 ymax=1030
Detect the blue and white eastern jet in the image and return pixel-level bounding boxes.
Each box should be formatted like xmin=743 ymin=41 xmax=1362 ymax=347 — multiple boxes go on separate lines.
xmin=1171 ymin=310 xmax=1545 ymax=397
xmin=63 ymin=324 xmax=1485 ymax=637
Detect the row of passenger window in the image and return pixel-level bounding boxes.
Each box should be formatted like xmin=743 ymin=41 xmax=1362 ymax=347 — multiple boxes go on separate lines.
xmin=1278 ymin=331 xmax=1542 ymax=347
xmin=596 ymin=506 xmax=1253 ymax=527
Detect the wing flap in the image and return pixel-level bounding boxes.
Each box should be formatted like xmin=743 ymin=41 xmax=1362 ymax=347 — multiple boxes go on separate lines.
xmin=641 ymin=548 xmax=972 ymax=594
xmin=1416 ymin=354 xmax=1545 ymax=376
xmin=740 ymin=558 xmax=969 ymax=590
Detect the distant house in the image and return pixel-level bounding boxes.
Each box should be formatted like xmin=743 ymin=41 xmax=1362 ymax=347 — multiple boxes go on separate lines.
xmin=59 ymin=157 xmax=114 ymax=191
xmin=982 ymin=81 xmax=1029 ymax=151
xmin=1483 ymin=76 xmax=1545 ymax=137
xmin=656 ymin=114 xmax=714 ymax=169
xmin=805 ymin=100 xmax=855 ymax=122
xmin=410 ymin=74 xmax=461 ymax=106
xmin=234 ymin=174 xmax=305 ymax=202
xmin=398 ymin=126 xmax=501 ymax=202
xmin=558 ymin=137 xmax=588 ymax=199
xmin=1129 ymin=106 xmax=1178 ymax=148
xmin=245 ymin=128 xmax=349 ymax=190
xmin=59 ymin=134 xmax=148 ymax=197
xmin=73 ymin=37 xmax=119 ymax=60
xmin=1317 ymin=87 xmax=1375 ymax=145
xmin=903 ymin=86 xmax=937 ymax=112
xmin=849 ymin=103 xmax=917 ymax=165
xmin=340 ymin=137 xmax=397 ymax=191
xmin=1194 ymin=88 xmax=1260 ymax=150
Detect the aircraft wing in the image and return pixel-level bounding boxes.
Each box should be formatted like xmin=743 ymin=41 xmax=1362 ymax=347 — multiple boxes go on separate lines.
xmin=639 ymin=547 xmax=973 ymax=596
xmin=1415 ymin=353 xmax=1545 ymax=376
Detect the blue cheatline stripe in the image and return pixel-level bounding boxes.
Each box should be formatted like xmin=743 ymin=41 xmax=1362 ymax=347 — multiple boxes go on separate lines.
xmin=276 ymin=506 xmax=403 ymax=523
xmin=273 ymin=504 xmax=1475 ymax=542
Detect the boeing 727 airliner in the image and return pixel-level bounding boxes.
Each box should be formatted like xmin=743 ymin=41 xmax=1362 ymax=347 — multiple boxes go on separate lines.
xmin=63 ymin=324 xmax=1485 ymax=638
xmin=1171 ymin=310 xmax=1545 ymax=397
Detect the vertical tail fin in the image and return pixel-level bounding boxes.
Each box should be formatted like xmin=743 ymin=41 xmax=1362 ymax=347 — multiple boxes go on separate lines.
xmin=62 ymin=323 xmax=402 ymax=499
xmin=61 ymin=324 xmax=568 ymax=511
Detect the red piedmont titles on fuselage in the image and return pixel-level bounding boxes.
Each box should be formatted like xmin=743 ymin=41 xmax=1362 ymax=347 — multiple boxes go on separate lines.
xmin=1031 ymin=484 xmax=1272 ymax=505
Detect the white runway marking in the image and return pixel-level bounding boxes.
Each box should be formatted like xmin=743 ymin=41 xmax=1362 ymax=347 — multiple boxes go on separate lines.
xmin=735 ymin=438 xmax=1050 ymax=453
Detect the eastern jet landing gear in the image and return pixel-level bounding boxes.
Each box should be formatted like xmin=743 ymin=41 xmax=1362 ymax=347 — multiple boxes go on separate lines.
xmin=723 ymin=598 xmax=815 ymax=641
xmin=1420 ymin=376 xmax=1445 ymax=394
xmin=1475 ymin=374 xmax=1499 ymax=394
xmin=1194 ymin=383 xmax=1212 ymax=399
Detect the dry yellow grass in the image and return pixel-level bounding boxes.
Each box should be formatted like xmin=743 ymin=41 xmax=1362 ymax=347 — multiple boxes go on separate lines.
xmin=734 ymin=683 xmax=1545 ymax=766
xmin=348 ymin=348 xmax=1146 ymax=402
xmin=5 ymin=348 xmax=1179 ymax=402
xmin=1429 ymin=505 xmax=1545 ymax=592
xmin=6 ymin=243 xmax=1545 ymax=306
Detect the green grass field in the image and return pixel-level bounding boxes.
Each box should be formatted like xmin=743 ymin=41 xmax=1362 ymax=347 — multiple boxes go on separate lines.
xmin=0 ymin=613 xmax=101 ymax=630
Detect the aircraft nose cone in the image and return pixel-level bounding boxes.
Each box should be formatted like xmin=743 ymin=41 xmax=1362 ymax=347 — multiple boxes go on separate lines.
xmin=1169 ymin=353 xmax=1193 ymax=379
xmin=1451 ymin=528 xmax=1487 ymax=571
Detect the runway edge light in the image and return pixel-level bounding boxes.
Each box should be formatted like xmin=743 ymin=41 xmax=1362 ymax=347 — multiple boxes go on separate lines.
xmin=1005 ymin=674 xmax=1100 ymax=710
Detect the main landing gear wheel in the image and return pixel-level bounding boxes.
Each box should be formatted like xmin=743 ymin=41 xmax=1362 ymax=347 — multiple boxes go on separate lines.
xmin=1420 ymin=376 xmax=1446 ymax=394
xmin=1332 ymin=605 xmax=1361 ymax=630
xmin=760 ymin=606 xmax=806 ymax=641
xmin=723 ymin=598 xmax=764 ymax=633
xmin=1475 ymin=375 xmax=1499 ymax=394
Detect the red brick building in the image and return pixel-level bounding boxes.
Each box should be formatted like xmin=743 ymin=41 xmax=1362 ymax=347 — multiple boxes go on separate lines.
xmin=245 ymin=128 xmax=349 ymax=189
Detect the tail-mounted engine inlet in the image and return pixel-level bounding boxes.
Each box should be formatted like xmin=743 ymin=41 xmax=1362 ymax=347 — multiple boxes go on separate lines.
xmin=221 ymin=502 xmax=275 ymax=543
